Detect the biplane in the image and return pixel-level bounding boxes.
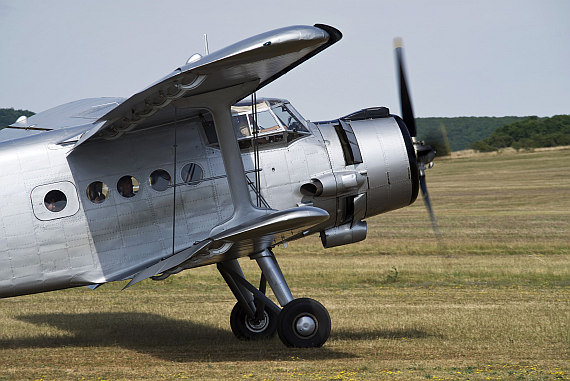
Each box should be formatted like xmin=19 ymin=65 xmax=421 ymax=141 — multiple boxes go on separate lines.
xmin=0 ymin=24 xmax=437 ymax=347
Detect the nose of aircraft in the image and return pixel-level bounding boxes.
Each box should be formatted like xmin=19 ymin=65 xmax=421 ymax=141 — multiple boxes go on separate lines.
xmin=349 ymin=116 xmax=419 ymax=218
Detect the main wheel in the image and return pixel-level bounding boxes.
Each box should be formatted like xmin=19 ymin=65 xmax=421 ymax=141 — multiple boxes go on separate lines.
xmin=230 ymin=302 xmax=278 ymax=340
xmin=277 ymin=298 xmax=331 ymax=348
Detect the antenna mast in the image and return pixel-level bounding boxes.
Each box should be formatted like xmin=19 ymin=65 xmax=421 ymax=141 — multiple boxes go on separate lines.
xmin=203 ymin=34 xmax=210 ymax=55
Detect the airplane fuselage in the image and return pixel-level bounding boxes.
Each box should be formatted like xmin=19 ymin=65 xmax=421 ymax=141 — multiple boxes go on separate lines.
xmin=0 ymin=99 xmax=417 ymax=298
xmin=0 ymin=23 xmax=436 ymax=349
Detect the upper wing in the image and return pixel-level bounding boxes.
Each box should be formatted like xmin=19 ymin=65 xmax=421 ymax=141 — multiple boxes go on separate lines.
xmin=72 ymin=24 xmax=341 ymax=149
xmin=0 ymin=97 xmax=123 ymax=143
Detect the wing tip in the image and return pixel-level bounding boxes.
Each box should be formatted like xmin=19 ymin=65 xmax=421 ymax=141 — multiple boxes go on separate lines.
xmin=314 ymin=24 xmax=343 ymax=45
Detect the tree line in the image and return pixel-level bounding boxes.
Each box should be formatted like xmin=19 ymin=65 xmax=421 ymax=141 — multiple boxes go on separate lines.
xmin=0 ymin=107 xmax=35 ymax=128
xmin=411 ymin=115 xmax=569 ymax=155
xmin=416 ymin=116 xmax=526 ymax=153
xmin=469 ymin=115 xmax=570 ymax=152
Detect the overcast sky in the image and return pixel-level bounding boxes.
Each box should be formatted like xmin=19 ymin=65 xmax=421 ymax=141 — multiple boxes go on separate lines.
xmin=1 ymin=0 xmax=568 ymax=120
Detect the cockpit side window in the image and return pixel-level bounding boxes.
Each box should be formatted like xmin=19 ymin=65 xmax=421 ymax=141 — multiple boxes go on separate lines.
xmin=253 ymin=110 xmax=282 ymax=134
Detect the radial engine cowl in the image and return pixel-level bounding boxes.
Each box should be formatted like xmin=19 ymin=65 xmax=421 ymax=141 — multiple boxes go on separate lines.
xmin=300 ymin=170 xmax=366 ymax=198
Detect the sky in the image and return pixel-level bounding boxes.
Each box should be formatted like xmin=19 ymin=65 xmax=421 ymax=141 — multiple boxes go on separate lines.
xmin=0 ymin=0 xmax=568 ymax=120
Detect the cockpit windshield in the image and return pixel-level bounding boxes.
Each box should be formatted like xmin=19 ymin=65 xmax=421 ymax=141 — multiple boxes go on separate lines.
xmin=230 ymin=100 xmax=309 ymax=140
xmin=271 ymin=105 xmax=305 ymax=132
xmin=202 ymin=99 xmax=310 ymax=149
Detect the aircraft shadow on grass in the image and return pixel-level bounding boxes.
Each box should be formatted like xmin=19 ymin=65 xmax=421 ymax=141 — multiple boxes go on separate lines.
xmin=333 ymin=328 xmax=444 ymax=341
xmin=6 ymin=312 xmax=355 ymax=362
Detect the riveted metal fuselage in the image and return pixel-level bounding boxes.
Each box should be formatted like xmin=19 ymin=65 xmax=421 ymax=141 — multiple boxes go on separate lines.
xmin=0 ymin=105 xmax=417 ymax=298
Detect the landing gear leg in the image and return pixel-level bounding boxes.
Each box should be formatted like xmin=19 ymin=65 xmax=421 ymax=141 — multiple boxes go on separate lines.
xmin=217 ymin=260 xmax=278 ymax=340
xmin=252 ymin=249 xmax=331 ymax=348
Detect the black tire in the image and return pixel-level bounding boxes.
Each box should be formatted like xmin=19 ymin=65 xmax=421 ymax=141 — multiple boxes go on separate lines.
xmin=277 ymin=298 xmax=331 ymax=348
xmin=230 ymin=302 xmax=278 ymax=340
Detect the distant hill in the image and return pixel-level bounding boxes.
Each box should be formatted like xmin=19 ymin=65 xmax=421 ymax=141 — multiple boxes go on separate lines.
xmin=0 ymin=108 xmax=35 ymax=128
xmin=415 ymin=116 xmax=527 ymax=155
xmin=470 ymin=115 xmax=570 ymax=152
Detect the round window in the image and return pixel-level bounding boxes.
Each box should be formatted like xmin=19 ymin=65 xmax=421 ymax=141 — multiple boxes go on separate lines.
xmin=44 ymin=190 xmax=67 ymax=212
xmin=149 ymin=169 xmax=172 ymax=191
xmin=117 ymin=175 xmax=139 ymax=198
xmin=181 ymin=163 xmax=203 ymax=185
xmin=86 ymin=181 xmax=109 ymax=204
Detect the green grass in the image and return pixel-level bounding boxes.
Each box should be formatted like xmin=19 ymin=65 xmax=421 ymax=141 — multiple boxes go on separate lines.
xmin=0 ymin=148 xmax=569 ymax=380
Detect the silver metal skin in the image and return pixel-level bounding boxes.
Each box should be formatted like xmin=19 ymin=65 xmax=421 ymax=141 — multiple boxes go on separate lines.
xmin=314 ymin=117 xmax=416 ymax=218
xmin=0 ymin=24 xmax=418 ymax=304
xmin=351 ymin=118 xmax=416 ymax=215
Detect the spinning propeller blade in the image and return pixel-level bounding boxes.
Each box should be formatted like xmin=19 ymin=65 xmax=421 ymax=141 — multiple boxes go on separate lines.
xmin=394 ymin=38 xmax=441 ymax=240
xmin=419 ymin=170 xmax=441 ymax=240
xmin=394 ymin=37 xmax=417 ymax=138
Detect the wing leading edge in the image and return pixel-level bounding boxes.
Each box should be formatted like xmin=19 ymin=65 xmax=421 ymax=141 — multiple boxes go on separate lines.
xmin=71 ymin=24 xmax=341 ymax=149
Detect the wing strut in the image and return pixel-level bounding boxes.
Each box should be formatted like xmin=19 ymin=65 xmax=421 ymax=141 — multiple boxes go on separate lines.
xmin=173 ymin=81 xmax=270 ymax=235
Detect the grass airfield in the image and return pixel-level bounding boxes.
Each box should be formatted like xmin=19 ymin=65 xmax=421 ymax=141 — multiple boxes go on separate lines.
xmin=1 ymin=148 xmax=568 ymax=380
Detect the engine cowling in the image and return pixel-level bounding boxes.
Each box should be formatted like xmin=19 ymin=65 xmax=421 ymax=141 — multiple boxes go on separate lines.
xmin=349 ymin=115 xmax=418 ymax=217
xmin=302 ymin=111 xmax=418 ymax=249
xmin=312 ymin=114 xmax=418 ymax=220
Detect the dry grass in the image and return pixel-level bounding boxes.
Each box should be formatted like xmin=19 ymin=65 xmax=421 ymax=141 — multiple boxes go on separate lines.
xmin=1 ymin=148 xmax=569 ymax=380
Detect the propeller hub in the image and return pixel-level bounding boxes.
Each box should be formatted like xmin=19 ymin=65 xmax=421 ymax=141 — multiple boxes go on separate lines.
xmin=416 ymin=144 xmax=436 ymax=165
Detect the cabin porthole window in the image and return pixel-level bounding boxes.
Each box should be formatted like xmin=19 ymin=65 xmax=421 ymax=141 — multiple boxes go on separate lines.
xmin=181 ymin=163 xmax=203 ymax=185
xmin=149 ymin=169 xmax=171 ymax=191
xmin=117 ymin=175 xmax=139 ymax=198
xmin=44 ymin=190 xmax=67 ymax=212
xmin=86 ymin=181 xmax=109 ymax=203
xmin=32 ymin=182 xmax=79 ymax=221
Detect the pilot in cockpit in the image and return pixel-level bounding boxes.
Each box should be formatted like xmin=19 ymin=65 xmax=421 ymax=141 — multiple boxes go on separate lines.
xmin=233 ymin=115 xmax=251 ymax=137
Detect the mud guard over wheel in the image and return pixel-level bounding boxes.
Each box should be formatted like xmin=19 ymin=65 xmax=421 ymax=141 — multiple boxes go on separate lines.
xmin=277 ymin=298 xmax=331 ymax=347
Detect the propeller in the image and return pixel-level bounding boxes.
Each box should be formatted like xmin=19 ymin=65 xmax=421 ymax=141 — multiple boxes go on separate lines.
xmin=394 ymin=38 xmax=441 ymax=241
xmin=394 ymin=37 xmax=417 ymax=138
xmin=417 ymin=147 xmax=441 ymax=240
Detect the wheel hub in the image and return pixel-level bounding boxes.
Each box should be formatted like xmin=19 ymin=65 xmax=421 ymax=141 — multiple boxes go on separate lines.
xmin=295 ymin=315 xmax=317 ymax=337
xmin=245 ymin=311 xmax=269 ymax=333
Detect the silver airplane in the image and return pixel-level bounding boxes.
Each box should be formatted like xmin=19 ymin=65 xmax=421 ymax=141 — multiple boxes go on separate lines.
xmin=0 ymin=24 xmax=437 ymax=347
